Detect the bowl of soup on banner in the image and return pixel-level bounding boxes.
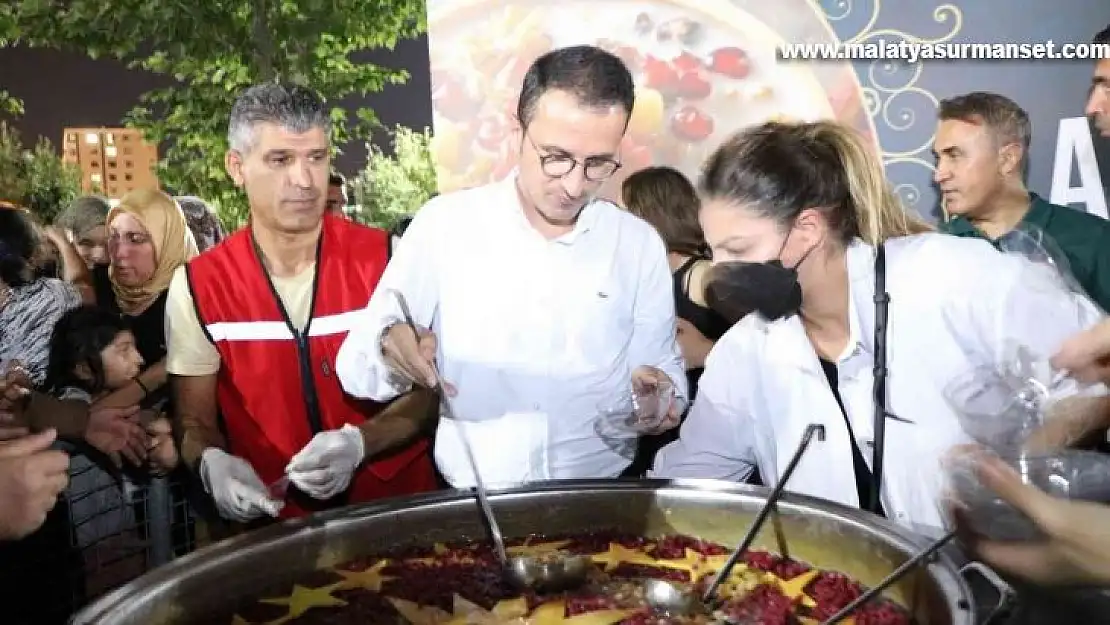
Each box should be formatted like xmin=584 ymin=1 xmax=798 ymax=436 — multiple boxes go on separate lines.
xmin=425 ymin=0 xmax=872 ymax=198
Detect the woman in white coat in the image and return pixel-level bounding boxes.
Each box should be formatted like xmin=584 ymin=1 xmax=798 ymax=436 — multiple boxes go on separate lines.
xmin=651 ymin=120 xmax=1103 ymax=535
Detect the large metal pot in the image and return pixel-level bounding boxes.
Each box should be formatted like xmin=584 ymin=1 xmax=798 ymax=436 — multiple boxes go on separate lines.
xmin=71 ymin=479 xmax=979 ymax=624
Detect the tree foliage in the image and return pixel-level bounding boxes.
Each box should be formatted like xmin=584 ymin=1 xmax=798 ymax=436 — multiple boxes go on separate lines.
xmin=0 ymin=122 xmax=82 ymax=223
xmin=3 ymin=0 xmax=425 ymax=230
xmin=352 ymin=125 xmax=436 ymax=230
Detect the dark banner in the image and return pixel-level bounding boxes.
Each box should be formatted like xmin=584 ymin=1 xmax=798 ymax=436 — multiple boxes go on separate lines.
xmin=426 ymin=0 xmax=1110 ymax=220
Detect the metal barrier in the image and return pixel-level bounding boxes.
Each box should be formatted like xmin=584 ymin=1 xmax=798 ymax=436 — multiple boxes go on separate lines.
xmin=0 ymin=450 xmax=199 ymax=625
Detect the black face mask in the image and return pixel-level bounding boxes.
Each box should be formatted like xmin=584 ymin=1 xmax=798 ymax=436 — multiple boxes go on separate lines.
xmin=705 ymin=235 xmax=814 ymax=323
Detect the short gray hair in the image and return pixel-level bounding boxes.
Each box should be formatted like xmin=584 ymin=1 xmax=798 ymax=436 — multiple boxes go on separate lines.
xmin=938 ymin=91 xmax=1032 ymax=171
xmin=227 ymin=83 xmax=330 ymax=154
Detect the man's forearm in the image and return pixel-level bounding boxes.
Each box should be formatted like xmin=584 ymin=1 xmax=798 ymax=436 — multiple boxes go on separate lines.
xmin=95 ymin=360 xmax=168 ymax=409
xmin=171 ymin=373 xmax=224 ymax=471
xmin=358 ymin=388 xmax=438 ymax=460
xmin=180 ymin=419 xmax=226 ymax=471
xmin=17 ymin=393 xmax=89 ymax=439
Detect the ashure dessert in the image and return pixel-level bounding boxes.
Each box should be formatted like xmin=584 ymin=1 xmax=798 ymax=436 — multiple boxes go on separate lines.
xmin=427 ymin=3 xmax=859 ymax=193
xmin=223 ymin=532 xmax=912 ymax=625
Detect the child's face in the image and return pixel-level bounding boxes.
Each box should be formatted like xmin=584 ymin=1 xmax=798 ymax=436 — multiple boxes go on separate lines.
xmin=101 ymin=330 xmax=144 ymax=389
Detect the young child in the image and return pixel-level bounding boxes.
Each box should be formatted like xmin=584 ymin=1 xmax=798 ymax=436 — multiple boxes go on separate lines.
xmin=46 ymin=305 xmax=178 ymax=598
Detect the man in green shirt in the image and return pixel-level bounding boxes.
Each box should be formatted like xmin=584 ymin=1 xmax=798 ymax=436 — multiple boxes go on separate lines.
xmin=934 ymin=91 xmax=1110 ymax=311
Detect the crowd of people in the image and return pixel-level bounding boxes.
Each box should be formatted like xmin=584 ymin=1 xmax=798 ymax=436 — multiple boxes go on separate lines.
xmin=1 ymin=23 xmax=1110 ymax=623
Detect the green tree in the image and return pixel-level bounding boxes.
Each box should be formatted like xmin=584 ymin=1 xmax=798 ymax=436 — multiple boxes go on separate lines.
xmin=3 ymin=0 xmax=425 ymax=231
xmin=0 ymin=7 xmax=25 ymax=120
xmin=0 ymin=122 xmax=82 ymax=223
xmin=352 ymin=125 xmax=436 ymax=230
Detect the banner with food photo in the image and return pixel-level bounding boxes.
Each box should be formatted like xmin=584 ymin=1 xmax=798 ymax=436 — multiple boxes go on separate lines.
xmin=426 ymin=0 xmax=872 ymax=200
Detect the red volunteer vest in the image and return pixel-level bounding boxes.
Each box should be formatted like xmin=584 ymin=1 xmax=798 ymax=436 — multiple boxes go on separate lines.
xmin=186 ymin=213 xmax=436 ymax=518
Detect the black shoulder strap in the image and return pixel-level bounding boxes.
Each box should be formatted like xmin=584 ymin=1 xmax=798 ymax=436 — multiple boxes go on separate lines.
xmin=868 ymin=243 xmax=890 ymax=514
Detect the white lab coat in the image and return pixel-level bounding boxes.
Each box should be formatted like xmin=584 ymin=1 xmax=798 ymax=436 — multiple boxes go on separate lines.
xmin=652 ymin=234 xmax=1104 ymax=534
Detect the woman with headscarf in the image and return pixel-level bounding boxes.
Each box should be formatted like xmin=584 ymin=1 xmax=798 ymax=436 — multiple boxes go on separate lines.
xmin=91 ymin=189 xmax=199 ymax=408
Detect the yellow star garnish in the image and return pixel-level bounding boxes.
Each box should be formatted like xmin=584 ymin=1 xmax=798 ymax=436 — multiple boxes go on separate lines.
xmin=526 ymin=601 xmax=632 ymax=625
xmin=506 ymin=540 xmax=571 ymax=556
xmin=652 ymin=548 xmax=737 ymax=576
xmin=439 ymin=594 xmax=532 ymax=624
xmin=388 ymin=597 xmax=451 ymax=625
xmin=335 ymin=559 xmax=394 ymax=592
xmin=589 ymin=543 xmax=657 ymax=572
xmin=527 ymin=601 xmax=565 ymax=625
xmin=648 ymin=548 xmax=699 ymax=573
xmin=767 ymin=568 xmax=821 ymax=608
xmin=493 ymin=597 xmax=529 ymax=618
xmin=259 ymin=583 xmax=346 ymax=620
xmin=564 ymin=610 xmax=635 ymax=625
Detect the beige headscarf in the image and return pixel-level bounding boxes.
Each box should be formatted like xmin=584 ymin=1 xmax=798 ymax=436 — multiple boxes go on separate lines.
xmin=107 ymin=189 xmax=199 ymax=314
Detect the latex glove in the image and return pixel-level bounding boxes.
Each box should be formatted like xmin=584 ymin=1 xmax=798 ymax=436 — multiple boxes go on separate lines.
xmin=199 ymin=448 xmax=284 ymax=522
xmin=285 ymin=424 xmax=365 ymax=500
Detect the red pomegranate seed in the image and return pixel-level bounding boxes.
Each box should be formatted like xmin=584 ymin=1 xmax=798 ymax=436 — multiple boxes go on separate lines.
xmin=709 ymin=46 xmax=751 ymax=79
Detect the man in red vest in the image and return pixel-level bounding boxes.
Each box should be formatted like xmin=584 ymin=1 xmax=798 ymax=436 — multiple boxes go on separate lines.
xmin=165 ymin=83 xmax=438 ymax=523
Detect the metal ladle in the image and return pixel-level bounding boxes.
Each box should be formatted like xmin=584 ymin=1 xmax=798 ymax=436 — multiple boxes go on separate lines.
xmin=390 ymin=290 xmax=590 ymax=593
xmin=644 ymin=424 xmax=827 ymax=616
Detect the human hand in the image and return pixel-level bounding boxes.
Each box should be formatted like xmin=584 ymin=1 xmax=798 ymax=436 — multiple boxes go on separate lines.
xmin=630 ymin=366 xmax=685 ymax=435
xmin=380 ymin=323 xmax=456 ymax=395
xmin=676 ymin=318 xmax=714 ymax=370
xmin=952 ymin=452 xmax=1110 ymax=586
xmin=0 ymin=363 xmax=31 ymax=441
xmin=144 ymin=415 xmax=179 ymax=476
xmin=285 ymin=424 xmax=365 ymax=500
xmin=0 ymin=429 xmax=70 ymax=540
xmin=1051 ymin=320 xmax=1110 ymax=385
xmin=199 ymin=448 xmax=284 ymax=523
xmin=1023 ymin=395 xmax=1110 ymax=454
xmin=85 ymin=405 xmax=146 ymax=467
xmin=42 ymin=225 xmax=68 ymax=246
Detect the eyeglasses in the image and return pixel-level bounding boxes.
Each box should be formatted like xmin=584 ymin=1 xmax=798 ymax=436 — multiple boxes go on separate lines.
xmin=523 ymin=129 xmax=621 ymax=182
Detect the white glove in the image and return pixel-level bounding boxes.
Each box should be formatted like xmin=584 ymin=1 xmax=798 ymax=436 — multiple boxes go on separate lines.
xmin=285 ymin=424 xmax=365 ymax=500
xmin=199 ymin=448 xmax=284 ymax=523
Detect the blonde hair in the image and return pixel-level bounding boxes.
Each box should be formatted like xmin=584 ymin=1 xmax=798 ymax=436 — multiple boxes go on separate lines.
xmin=107 ymin=189 xmax=199 ymax=314
xmin=699 ymin=120 xmax=933 ymax=246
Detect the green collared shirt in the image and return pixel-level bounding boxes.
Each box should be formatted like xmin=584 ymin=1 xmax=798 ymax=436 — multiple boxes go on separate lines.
xmin=941 ymin=193 xmax=1110 ymax=311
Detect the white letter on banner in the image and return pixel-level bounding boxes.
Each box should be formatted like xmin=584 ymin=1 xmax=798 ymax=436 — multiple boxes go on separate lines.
xmin=1050 ymin=117 xmax=1107 ymax=219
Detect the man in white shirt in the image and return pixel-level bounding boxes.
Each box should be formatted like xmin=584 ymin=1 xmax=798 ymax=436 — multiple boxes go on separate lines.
xmin=336 ymin=45 xmax=686 ymax=488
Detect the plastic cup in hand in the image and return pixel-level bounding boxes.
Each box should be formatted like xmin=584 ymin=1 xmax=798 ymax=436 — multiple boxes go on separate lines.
xmin=945 ymin=449 xmax=1110 ymax=541
xmin=594 ymin=380 xmax=678 ymax=458
xmin=943 ymin=364 xmax=1047 ymax=453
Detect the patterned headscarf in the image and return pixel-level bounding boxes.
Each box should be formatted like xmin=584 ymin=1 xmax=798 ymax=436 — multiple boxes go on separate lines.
xmin=175 ymin=196 xmax=226 ymax=253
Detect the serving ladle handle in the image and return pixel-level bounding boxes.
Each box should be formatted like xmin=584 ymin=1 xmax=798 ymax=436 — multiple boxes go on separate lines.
xmin=390 ymin=289 xmax=510 ymax=566
xmin=702 ymin=423 xmax=826 ymax=604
